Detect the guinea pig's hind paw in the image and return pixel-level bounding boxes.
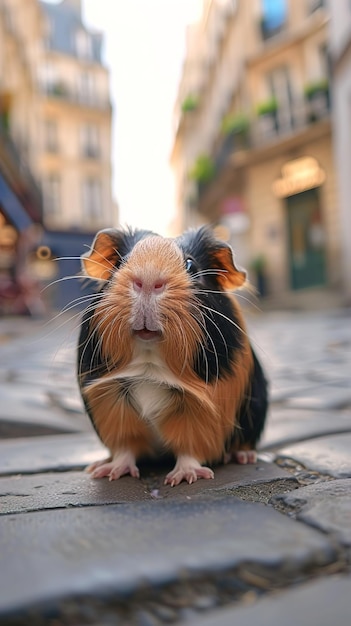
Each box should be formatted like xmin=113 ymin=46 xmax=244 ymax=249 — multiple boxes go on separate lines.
xmin=86 ymin=457 xmax=112 ymax=473
xmin=233 ymin=450 xmax=257 ymax=465
xmin=164 ymin=456 xmax=214 ymax=487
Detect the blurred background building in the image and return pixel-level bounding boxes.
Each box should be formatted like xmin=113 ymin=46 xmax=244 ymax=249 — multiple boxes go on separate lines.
xmin=170 ymin=0 xmax=350 ymax=306
xmin=0 ymin=0 xmax=116 ymax=313
xmin=1 ymin=0 xmax=351 ymax=316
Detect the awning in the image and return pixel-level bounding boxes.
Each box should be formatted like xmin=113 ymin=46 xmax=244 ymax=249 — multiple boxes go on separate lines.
xmin=0 ymin=173 xmax=33 ymax=231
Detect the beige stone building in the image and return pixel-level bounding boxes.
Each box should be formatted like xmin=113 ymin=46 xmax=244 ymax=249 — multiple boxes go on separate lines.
xmin=37 ymin=0 xmax=115 ymax=232
xmin=0 ymin=0 xmax=45 ymax=314
xmin=171 ymin=0 xmax=342 ymax=301
xmin=0 ymin=0 xmax=116 ymax=310
xmin=329 ymin=0 xmax=351 ymax=304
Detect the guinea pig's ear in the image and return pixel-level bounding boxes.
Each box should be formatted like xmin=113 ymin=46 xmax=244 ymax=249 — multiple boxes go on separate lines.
xmin=212 ymin=243 xmax=246 ymax=291
xmin=82 ymin=229 xmax=121 ymax=281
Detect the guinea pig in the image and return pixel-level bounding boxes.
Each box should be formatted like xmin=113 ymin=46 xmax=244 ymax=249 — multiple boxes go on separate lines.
xmin=77 ymin=226 xmax=268 ymax=486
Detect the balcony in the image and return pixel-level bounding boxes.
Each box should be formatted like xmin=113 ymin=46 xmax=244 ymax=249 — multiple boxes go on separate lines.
xmin=194 ymin=91 xmax=331 ymax=214
xmin=82 ymin=146 xmax=100 ymax=159
xmin=40 ymin=82 xmax=111 ymax=111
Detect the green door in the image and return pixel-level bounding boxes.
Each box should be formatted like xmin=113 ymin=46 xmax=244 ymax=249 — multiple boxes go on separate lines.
xmin=286 ymin=189 xmax=327 ymax=290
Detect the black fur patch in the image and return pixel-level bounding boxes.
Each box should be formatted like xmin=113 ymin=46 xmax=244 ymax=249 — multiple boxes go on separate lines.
xmin=234 ymin=349 xmax=269 ymax=447
xmin=177 ymin=227 xmax=244 ymax=383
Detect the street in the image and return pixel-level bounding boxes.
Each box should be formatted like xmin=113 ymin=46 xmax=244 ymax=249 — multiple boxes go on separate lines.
xmin=0 ymin=305 xmax=350 ymax=625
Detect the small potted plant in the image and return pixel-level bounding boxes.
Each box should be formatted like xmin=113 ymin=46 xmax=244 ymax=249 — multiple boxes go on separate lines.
xmin=220 ymin=112 xmax=250 ymax=151
xmin=189 ymin=154 xmax=215 ymax=197
xmin=304 ymin=78 xmax=329 ymax=101
xmin=304 ymin=78 xmax=330 ymax=121
xmin=51 ymin=81 xmax=68 ymax=97
xmin=256 ymin=97 xmax=279 ymax=135
xmin=181 ymin=94 xmax=199 ymax=113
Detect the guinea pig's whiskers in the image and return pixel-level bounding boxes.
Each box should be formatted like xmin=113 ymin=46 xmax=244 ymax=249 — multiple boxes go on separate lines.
xmin=83 ymin=242 xmax=123 ymax=265
xmin=178 ymin=321 xmax=191 ymax=376
xmin=192 ymin=268 xmax=227 ymax=280
xmin=88 ymin=248 xmax=121 ymax=273
xmin=41 ymin=295 xmax=100 ymax=343
xmin=91 ymin=310 xmax=113 ymax=371
xmin=188 ymin=301 xmax=214 ymax=382
xmin=200 ymin=309 xmax=229 ymax=361
xmin=190 ymin=302 xmax=220 ymax=383
xmin=188 ymin=314 xmax=213 ymax=384
xmin=198 ymin=303 xmax=247 ymax=339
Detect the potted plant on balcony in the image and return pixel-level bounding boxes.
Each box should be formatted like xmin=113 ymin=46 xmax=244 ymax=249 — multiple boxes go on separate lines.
xmin=221 ymin=112 xmax=250 ymax=150
xmin=304 ymin=78 xmax=329 ymax=101
xmin=256 ymin=96 xmax=279 ymax=136
xmin=181 ymin=94 xmax=199 ymax=113
xmin=304 ymin=78 xmax=329 ymax=122
xmin=189 ymin=154 xmax=215 ymax=197
xmin=51 ymin=81 xmax=68 ymax=98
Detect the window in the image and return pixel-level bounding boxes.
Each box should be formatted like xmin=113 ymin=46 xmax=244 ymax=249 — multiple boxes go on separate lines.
xmin=75 ymin=29 xmax=93 ymax=60
xmin=308 ymin=0 xmax=324 ymax=12
xmin=267 ymin=65 xmax=294 ymax=131
xmin=261 ymin=0 xmax=287 ymax=39
xmin=43 ymin=174 xmax=61 ymax=216
xmin=319 ymin=43 xmax=330 ymax=79
xmin=44 ymin=119 xmax=58 ymax=152
xmin=80 ymin=124 xmax=100 ymax=158
xmin=82 ymin=178 xmax=102 ymax=221
xmin=78 ymin=72 xmax=95 ymax=104
xmin=39 ymin=62 xmax=57 ymax=92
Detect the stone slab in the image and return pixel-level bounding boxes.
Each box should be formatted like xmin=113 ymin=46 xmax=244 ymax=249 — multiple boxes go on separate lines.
xmin=277 ymin=433 xmax=351 ymax=478
xmin=287 ymin=388 xmax=351 ymax=410
xmin=259 ymin=408 xmax=351 ymax=450
xmin=0 ymin=461 xmax=296 ymax=514
xmin=0 ymin=498 xmax=336 ymax=617
xmin=0 ymin=433 xmax=108 ymax=476
xmin=0 ymin=472 xmax=151 ymax=514
xmin=48 ymin=391 xmax=85 ymax=414
xmin=189 ymin=575 xmax=351 ymax=626
xmin=0 ymin=383 xmax=88 ymax=436
xmin=272 ymin=479 xmax=351 ymax=547
xmin=269 ymin=379 xmax=322 ymax=403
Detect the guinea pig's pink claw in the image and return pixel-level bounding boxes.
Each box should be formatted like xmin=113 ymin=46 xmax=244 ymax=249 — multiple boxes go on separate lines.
xmin=88 ymin=451 xmax=140 ymax=481
xmin=164 ymin=455 xmax=214 ymax=487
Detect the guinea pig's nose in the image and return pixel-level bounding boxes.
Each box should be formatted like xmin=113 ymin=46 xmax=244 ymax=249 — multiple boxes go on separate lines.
xmin=133 ymin=278 xmax=165 ymax=294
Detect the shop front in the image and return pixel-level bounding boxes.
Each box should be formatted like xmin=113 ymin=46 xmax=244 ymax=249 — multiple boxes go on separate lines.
xmin=273 ymin=156 xmax=328 ymax=291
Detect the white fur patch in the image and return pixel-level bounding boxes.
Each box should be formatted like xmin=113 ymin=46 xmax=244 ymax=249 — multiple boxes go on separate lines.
xmin=115 ymin=341 xmax=182 ymax=423
xmin=132 ymin=380 xmax=173 ymax=420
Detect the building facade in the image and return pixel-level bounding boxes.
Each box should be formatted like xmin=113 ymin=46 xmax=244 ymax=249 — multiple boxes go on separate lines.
xmin=171 ymin=0 xmax=343 ymax=302
xmin=0 ymin=0 xmax=45 ymax=315
xmin=0 ymin=0 xmax=116 ymax=311
xmin=329 ymin=0 xmax=351 ymax=304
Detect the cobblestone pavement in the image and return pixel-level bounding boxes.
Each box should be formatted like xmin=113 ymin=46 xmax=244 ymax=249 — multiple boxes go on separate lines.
xmin=0 ymin=306 xmax=350 ymax=625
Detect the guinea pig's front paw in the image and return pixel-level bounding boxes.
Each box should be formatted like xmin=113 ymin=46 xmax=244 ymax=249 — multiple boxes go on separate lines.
xmin=87 ymin=451 xmax=140 ymax=481
xmin=164 ymin=455 xmax=214 ymax=487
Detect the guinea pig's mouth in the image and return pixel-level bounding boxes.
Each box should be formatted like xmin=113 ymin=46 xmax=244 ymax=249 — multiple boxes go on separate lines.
xmin=133 ymin=328 xmax=162 ymax=341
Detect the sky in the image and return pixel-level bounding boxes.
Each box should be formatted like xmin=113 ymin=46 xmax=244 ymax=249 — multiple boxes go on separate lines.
xmin=79 ymin=0 xmax=202 ymax=234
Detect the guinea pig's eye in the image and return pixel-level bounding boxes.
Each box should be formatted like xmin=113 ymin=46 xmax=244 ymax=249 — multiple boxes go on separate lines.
xmin=185 ymin=258 xmax=196 ymax=274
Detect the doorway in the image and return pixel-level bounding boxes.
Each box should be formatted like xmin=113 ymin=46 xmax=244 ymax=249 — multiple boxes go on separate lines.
xmin=286 ymin=188 xmax=327 ymax=290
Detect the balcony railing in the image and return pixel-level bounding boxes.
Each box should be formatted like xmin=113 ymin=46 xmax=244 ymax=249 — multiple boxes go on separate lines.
xmin=82 ymin=146 xmax=100 ymax=159
xmin=40 ymin=83 xmax=111 ymax=111
xmin=0 ymin=127 xmax=43 ymax=223
xmin=203 ymin=92 xmax=330 ymax=189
